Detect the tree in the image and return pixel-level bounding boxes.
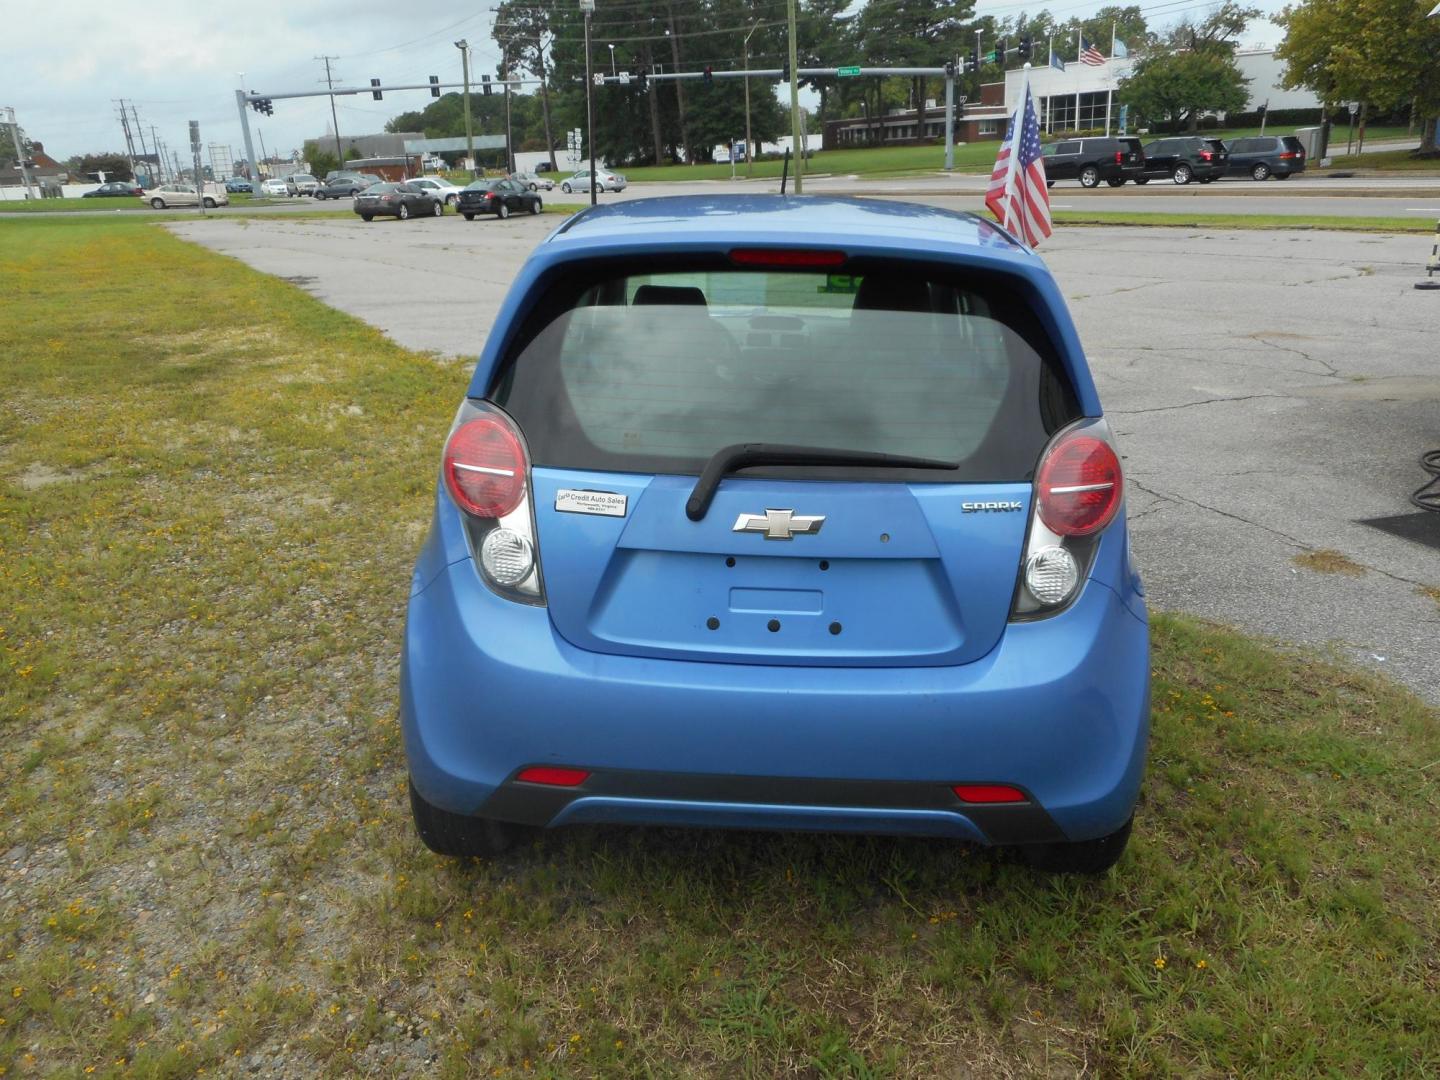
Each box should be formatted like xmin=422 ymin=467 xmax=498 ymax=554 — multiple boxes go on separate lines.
xmin=0 ymin=119 xmax=31 ymax=168
xmin=67 ymin=152 xmax=133 ymax=182
xmin=1118 ymin=50 xmax=1251 ymax=131
xmin=1276 ymin=0 xmax=1440 ymax=153
xmin=495 ymin=1 xmax=561 ymax=170
xmin=303 ymin=140 xmax=340 ymax=178
xmin=857 ymin=0 xmax=974 ymax=143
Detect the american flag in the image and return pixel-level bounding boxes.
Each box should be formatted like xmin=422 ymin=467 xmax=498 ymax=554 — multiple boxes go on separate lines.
xmin=984 ymin=83 xmax=1052 ymax=249
xmin=1080 ymin=37 xmax=1106 ymax=65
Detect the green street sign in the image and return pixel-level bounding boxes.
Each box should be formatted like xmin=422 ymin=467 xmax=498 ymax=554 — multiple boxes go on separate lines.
xmin=836 ymin=66 xmax=862 ymax=77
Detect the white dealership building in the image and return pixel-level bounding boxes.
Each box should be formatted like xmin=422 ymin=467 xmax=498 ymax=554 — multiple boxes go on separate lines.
xmin=1003 ymin=49 xmax=1320 ymax=134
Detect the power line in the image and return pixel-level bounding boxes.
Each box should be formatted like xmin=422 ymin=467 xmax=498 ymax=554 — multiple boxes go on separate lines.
xmin=317 ymin=56 xmax=345 ymax=163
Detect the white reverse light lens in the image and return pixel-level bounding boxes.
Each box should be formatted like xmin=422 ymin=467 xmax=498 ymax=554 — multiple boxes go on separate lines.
xmin=479 ymin=528 xmax=534 ymax=587
xmin=1024 ymin=546 xmax=1080 ymax=606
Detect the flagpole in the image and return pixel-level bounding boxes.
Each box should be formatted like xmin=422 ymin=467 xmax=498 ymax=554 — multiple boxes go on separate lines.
xmin=1046 ymin=33 xmax=1054 ymax=132
xmin=1074 ymin=27 xmax=1081 ymax=131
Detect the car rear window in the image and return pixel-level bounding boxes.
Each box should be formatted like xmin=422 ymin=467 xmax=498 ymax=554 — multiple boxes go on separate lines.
xmin=1281 ymin=137 xmax=1305 ymax=152
xmin=490 ymin=257 xmax=1079 ymax=482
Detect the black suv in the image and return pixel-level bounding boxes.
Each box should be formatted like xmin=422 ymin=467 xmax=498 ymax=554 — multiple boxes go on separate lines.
xmin=1225 ymin=135 xmax=1307 ymax=180
xmin=1042 ymin=137 xmax=1146 ymax=188
xmin=1137 ymin=137 xmax=1228 ymax=185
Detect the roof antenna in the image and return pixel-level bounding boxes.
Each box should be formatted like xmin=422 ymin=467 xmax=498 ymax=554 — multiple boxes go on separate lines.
xmin=780 ymin=147 xmax=790 ymax=195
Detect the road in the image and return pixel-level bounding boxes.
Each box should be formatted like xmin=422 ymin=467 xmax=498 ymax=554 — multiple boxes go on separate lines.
xmin=170 ymin=211 xmax=1440 ymax=702
xmin=6 ymin=171 xmax=1440 ymax=220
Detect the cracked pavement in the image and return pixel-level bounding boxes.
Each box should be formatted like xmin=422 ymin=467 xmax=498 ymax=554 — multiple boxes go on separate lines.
xmin=171 ymin=217 xmax=1440 ymax=701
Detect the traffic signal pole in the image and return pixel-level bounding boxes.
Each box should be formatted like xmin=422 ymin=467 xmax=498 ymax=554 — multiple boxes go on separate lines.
xmin=234 ymin=90 xmax=261 ymax=187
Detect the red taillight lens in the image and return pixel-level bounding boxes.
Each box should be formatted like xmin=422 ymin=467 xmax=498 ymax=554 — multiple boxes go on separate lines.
xmin=1200 ymin=150 xmax=1213 ymax=160
xmin=729 ymin=248 xmax=847 ymax=268
xmin=516 ymin=766 xmax=589 ymax=787
xmin=1115 ymin=151 xmax=1123 ymax=164
xmin=1279 ymin=151 xmax=1296 ymax=159
xmin=443 ymin=415 xmax=527 ymax=518
xmin=1036 ymin=432 xmax=1122 ymax=537
xmin=953 ymin=784 xmax=1027 ymax=803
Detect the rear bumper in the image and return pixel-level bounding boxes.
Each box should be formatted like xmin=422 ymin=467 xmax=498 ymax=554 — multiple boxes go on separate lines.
xmin=401 ymin=554 xmax=1149 ymax=846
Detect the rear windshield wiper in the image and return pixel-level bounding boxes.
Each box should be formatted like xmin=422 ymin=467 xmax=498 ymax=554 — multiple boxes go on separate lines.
xmin=685 ymin=443 xmax=958 ymax=521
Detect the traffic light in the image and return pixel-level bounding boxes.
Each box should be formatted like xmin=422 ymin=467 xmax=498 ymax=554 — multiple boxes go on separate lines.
xmin=944 ymin=60 xmax=956 ymax=78
xmin=482 ymin=74 xmax=492 ymax=96
xmin=637 ymin=70 xmax=648 ymax=89
xmin=996 ymin=38 xmax=1008 ymax=65
xmin=370 ymin=78 xmax=382 ymax=101
xmin=429 ymin=75 xmax=440 ymax=98
xmin=250 ymin=98 xmax=273 ymax=116
xmin=781 ymin=62 xmax=790 ymax=81
xmin=1019 ymin=36 xmax=1034 ymax=61
xmin=704 ymin=65 xmax=713 ymax=86
xmin=968 ymin=48 xmax=979 ymax=72
xmin=1256 ymin=104 xmax=1268 ymax=119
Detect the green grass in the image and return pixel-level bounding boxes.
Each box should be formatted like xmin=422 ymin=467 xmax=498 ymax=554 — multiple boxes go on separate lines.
xmin=2 ymin=215 xmax=1438 ymax=1077
xmin=1325 ymin=148 xmax=1440 ymax=171
xmin=1052 ymin=210 xmax=1435 ymax=232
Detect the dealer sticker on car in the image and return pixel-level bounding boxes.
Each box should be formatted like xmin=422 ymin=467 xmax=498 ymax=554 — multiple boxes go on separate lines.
xmin=554 ymin=489 xmax=628 ymax=517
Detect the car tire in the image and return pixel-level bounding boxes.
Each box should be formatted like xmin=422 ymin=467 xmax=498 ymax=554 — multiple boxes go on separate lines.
xmin=530 ymin=198 xmax=541 ymax=215
xmin=1045 ymin=180 xmax=1054 ymax=188
xmin=361 ymin=215 xmax=373 ymax=222
xmin=1172 ymin=163 xmax=1193 ymax=185
xmin=463 ymin=212 xmax=475 ymax=221
xmin=1199 ymin=178 xmax=1213 ymax=184
xmin=1078 ymin=165 xmax=1100 ymax=188
xmin=498 ymin=202 xmax=510 ymax=220
xmin=150 ymin=198 xmax=165 ymax=209
xmin=1134 ymin=178 xmax=1149 ymax=185
xmin=1106 ymin=178 xmax=1126 ymax=187
xmin=203 ymin=197 xmax=217 ymax=208
xmin=529 ymin=182 xmax=538 ymax=191
xmin=409 ymin=780 xmax=530 ymax=858
xmin=562 ymin=182 xmax=572 ymax=193
xmin=1251 ymin=162 xmax=1271 ymax=181
xmin=432 ymin=201 xmax=443 ymax=217
xmin=399 ymin=204 xmax=410 ymax=220
xmin=1020 ymin=816 xmax=1133 ymax=875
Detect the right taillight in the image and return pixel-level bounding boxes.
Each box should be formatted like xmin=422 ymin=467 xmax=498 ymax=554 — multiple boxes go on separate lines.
xmin=441 ymin=403 xmax=544 ymax=604
xmin=1012 ymin=420 xmax=1124 ymax=619
xmin=1036 ymin=433 xmax=1121 ymax=537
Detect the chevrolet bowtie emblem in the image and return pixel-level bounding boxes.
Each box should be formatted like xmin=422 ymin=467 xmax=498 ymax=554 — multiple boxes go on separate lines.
xmin=732 ymin=509 xmax=826 ymax=540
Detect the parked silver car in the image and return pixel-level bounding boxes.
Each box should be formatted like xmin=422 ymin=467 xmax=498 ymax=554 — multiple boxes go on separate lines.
xmin=560 ymin=169 xmax=627 ymax=194
xmin=511 ymin=171 xmax=555 ymax=192
xmin=285 ymin=173 xmax=320 ymax=196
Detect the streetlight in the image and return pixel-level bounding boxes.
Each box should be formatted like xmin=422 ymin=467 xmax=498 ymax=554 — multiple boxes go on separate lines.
xmin=455 ymin=40 xmax=474 ymax=176
xmin=581 ymin=0 xmax=596 ymax=206
xmin=743 ymin=18 xmax=761 ymax=177
xmin=608 ymin=43 xmax=616 ymax=77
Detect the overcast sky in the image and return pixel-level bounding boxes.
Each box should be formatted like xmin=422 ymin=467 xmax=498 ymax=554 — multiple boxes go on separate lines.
xmin=8 ymin=1 xmax=1287 ymax=165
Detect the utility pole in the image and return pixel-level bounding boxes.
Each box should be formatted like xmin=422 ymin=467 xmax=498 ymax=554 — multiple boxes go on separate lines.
xmin=786 ymin=0 xmax=803 ymax=192
xmin=2 ymin=107 xmax=37 ymax=200
xmin=114 ymin=99 xmax=139 ymax=183
xmin=582 ymin=0 xmax=597 ymax=205
xmin=743 ymin=19 xmax=760 ymax=177
xmin=234 ymin=89 xmax=261 ymax=186
xmin=132 ymin=107 xmax=153 ymax=185
xmin=504 ymin=76 xmax=515 ymax=174
xmin=151 ymin=127 xmax=165 ymax=180
xmin=455 ymin=40 xmax=474 ymax=173
xmin=317 ymin=56 xmax=344 ymax=166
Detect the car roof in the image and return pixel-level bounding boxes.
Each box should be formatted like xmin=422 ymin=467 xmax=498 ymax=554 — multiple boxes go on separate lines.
xmin=546 ymin=195 xmax=1026 ymax=256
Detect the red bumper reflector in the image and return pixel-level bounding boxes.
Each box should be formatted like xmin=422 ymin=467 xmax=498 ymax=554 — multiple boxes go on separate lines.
xmin=516 ymin=766 xmax=590 ymax=787
xmin=952 ymin=784 xmax=1027 ymax=804
xmin=729 ymin=248 xmax=847 ymax=269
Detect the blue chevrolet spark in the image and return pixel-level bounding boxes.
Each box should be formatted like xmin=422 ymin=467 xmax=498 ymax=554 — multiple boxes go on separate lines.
xmin=402 ymin=196 xmax=1149 ymax=874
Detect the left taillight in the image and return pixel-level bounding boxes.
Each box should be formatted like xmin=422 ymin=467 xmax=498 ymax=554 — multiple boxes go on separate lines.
xmin=441 ymin=402 xmax=545 ymax=604
xmin=1011 ymin=420 xmax=1124 ymax=620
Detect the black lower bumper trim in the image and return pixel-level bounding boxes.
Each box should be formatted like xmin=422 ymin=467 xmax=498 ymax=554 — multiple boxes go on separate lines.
xmin=479 ymin=768 xmax=1066 ymax=845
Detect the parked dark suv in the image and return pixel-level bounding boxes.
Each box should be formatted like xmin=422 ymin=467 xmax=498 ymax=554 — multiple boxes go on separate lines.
xmin=1137 ymin=137 xmax=1229 ymax=185
xmin=1042 ymin=137 xmax=1146 ymax=188
xmin=1224 ymin=135 xmax=1307 ymax=180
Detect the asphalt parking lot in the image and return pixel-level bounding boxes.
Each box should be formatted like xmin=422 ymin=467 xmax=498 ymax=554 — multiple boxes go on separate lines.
xmin=171 ymin=211 xmax=1440 ymax=700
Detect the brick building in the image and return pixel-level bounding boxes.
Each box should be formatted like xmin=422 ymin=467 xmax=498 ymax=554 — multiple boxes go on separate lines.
xmin=822 ymin=82 xmax=1010 ymax=149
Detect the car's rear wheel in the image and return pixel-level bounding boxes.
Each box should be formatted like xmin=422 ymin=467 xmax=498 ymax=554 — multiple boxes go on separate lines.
xmin=1045 ymin=180 xmax=1054 ymax=188
xmin=432 ymin=201 xmax=443 ymax=217
xmin=1171 ymin=163 xmax=1193 ymax=185
xmin=150 ymin=198 xmax=165 ymax=209
xmin=409 ymin=780 xmax=530 ymax=858
xmin=562 ymin=182 xmax=573 ymax=193
xmin=1134 ymin=177 xmax=1149 ymax=185
xmin=203 ymin=197 xmax=217 ymax=208
xmin=1106 ymin=178 xmax=1125 ymax=187
xmin=530 ymin=198 xmax=541 ymax=214
xmin=361 ymin=214 xmax=373 ymax=222
xmin=399 ymin=204 xmax=410 ymax=220
xmin=498 ymin=202 xmax=510 ymax=219
xmin=1199 ymin=177 xmax=1213 ymax=184
xmin=1079 ymin=165 xmax=1100 ymax=188
xmin=463 ymin=212 xmax=475 ymax=221
xmin=1251 ymin=162 xmax=1271 ymax=181
xmin=446 ymin=194 xmax=457 ymax=206
xmin=1020 ymin=816 xmax=1133 ymax=875
xmin=529 ymin=182 xmax=538 ymax=191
